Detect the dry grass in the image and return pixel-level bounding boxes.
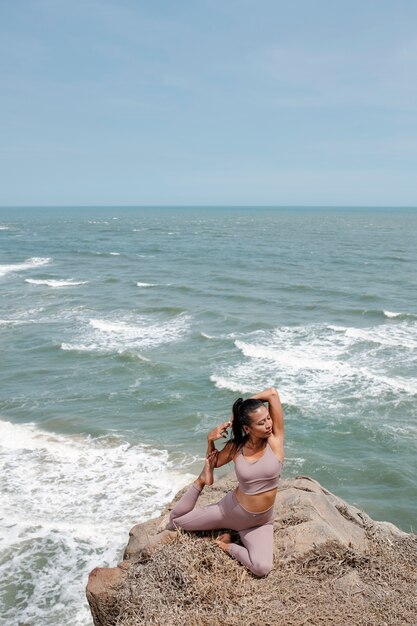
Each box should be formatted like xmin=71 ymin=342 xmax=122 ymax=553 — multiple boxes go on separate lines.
xmin=106 ymin=527 xmax=417 ymax=626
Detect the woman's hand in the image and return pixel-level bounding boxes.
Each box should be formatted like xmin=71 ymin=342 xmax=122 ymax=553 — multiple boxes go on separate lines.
xmin=208 ymin=420 xmax=231 ymax=442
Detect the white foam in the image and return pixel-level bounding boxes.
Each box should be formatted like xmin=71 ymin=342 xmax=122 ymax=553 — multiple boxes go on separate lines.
xmin=211 ymin=320 xmax=417 ymax=414
xmin=359 ymin=368 xmax=417 ymax=395
xmin=0 ymin=225 xmax=10 ymax=230
xmin=136 ymin=281 xmax=158 ymax=287
xmin=345 ymin=325 xmax=417 ymax=349
xmin=0 ymin=419 xmax=194 ymax=626
xmin=210 ymin=374 xmax=250 ymax=393
xmin=61 ymin=313 xmax=190 ymax=355
xmin=0 ymin=257 xmax=51 ymax=277
xmin=109 ymin=252 xmax=120 ymax=256
xmin=25 ymin=279 xmax=88 ymax=288
xmin=327 ymin=324 xmax=347 ymax=332
xmin=235 ymin=340 xmax=337 ymax=371
xmin=383 ymin=310 xmax=402 ymax=318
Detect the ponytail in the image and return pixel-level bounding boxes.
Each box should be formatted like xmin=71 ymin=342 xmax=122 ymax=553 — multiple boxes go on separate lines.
xmin=230 ymin=397 xmax=263 ymax=451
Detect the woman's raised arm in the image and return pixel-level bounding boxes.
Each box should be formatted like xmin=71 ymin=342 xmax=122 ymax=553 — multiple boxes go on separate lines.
xmin=250 ymin=387 xmax=284 ymax=442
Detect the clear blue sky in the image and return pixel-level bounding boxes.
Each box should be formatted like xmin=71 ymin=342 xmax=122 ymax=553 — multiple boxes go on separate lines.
xmin=1 ymin=0 xmax=416 ymax=206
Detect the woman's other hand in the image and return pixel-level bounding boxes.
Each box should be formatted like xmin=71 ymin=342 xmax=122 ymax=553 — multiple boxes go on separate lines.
xmin=208 ymin=420 xmax=231 ymax=442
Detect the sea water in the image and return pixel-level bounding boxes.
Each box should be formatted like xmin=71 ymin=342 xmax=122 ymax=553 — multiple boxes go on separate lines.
xmin=0 ymin=206 xmax=416 ymax=625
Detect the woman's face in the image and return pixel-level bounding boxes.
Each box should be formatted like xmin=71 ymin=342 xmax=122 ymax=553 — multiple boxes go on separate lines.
xmin=245 ymin=404 xmax=273 ymax=439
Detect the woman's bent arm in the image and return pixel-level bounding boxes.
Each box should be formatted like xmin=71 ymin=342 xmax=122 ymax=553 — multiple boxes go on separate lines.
xmin=214 ymin=441 xmax=234 ymax=468
xmin=250 ymin=387 xmax=284 ymax=441
xmin=207 ymin=421 xmax=233 ymax=468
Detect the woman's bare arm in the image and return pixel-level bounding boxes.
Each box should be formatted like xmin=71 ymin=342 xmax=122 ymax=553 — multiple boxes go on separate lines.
xmin=214 ymin=441 xmax=234 ymax=467
xmin=206 ymin=421 xmax=234 ymax=468
xmin=250 ymin=387 xmax=284 ymax=449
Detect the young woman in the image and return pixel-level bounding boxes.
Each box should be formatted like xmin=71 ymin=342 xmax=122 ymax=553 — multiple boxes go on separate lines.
xmin=167 ymin=387 xmax=284 ymax=577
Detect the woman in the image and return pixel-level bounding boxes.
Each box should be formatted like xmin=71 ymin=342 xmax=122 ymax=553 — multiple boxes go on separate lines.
xmin=167 ymin=387 xmax=284 ymax=577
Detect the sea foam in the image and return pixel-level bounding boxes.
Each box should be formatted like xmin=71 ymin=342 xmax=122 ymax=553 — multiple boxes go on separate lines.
xmin=0 ymin=419 xmax=193 ymax=626
xmin=61 ymin=313 xmax=190 ymax=355
xmin=25 ymin=279 xmax=88 ymax=288
xmin=0 ymin=257 xmax=51 ymax=277
xmin=211 ymin=320 xmax=417 ymax=412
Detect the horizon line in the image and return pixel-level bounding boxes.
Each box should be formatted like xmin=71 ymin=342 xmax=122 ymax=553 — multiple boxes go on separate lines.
xmin=1 ymin=204 xmax=417 ymax=210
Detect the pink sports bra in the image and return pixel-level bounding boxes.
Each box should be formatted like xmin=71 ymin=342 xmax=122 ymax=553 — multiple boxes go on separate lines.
xmin=234 ymin=442 xmax=283 ymax=495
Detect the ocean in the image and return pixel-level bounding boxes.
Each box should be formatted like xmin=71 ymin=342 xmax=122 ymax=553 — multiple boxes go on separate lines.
xmin=1 ymin=206 xmax=416 ymax=625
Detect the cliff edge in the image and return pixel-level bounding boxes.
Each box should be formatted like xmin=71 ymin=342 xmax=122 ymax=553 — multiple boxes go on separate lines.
xmin=86 ymin=474 xmax=417 ymax=626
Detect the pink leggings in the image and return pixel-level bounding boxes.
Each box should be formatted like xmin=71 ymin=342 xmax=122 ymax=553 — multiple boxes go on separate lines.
xmin=168 ymin=484 xmax=274 ymax=577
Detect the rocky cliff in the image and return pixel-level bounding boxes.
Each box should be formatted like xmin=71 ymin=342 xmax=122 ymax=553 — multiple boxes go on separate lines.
xmin=86 ymin=474 xmax=417 ymax=626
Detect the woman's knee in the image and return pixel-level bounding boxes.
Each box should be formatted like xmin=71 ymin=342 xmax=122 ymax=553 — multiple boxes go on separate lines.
xmin=250 ymin=559 xmax=273 ymax=577
xmin=166 ymin=513 xmax=179 ymax=530
xmin=168 ymin=513 xmax=187 ymax=530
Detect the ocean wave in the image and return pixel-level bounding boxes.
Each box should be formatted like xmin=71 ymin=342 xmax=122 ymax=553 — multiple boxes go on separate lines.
xmin=235 ymin=340 xmax=337 ymax=371
xmin=136 ymin=281 xmax=158 ymax=287
xmin=0 ymin=257 xmax=51 ymax=277
xmin=358 ymin=369 xmax=417 ymax=395
xmin=60 ymin=313 xmax=191 ymax=355
xmin=0 ymin=419 xmax=194 ymax=626
xmin=25 ymin=278 xmax=88 ymax=288
xmin=200 ymin=331 xmax=218 ymax=339
xmin=384 ymin=310 xmax=402 ymax=318
xmin=383 ymin=310 xmax=416 ymax=320
xmin=211 ymin=320 xmax=417 ymax=410
xmin=327 ymin=321 xmax=417 ymax=348
xmin=210 ymin=372 xmax=296 ymax=405
xmin=210 ymin=375 xmax=251 ymax=393
xmin=337 ymin=307 xmax=416 ymax=320
xmin=344 ymin=325 xmax=417 ymax=349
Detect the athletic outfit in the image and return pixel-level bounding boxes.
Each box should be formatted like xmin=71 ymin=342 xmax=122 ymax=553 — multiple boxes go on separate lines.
xmin=168 ymin=442 xmax=283 ymax=576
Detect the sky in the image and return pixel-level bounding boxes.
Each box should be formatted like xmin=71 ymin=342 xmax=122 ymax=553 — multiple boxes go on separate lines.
xmin=1 ymin=0 xmax=417 ymax=207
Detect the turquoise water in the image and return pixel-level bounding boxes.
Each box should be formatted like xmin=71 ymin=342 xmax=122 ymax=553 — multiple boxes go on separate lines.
xmin=1 ymin=206 xmax=416 ymax=625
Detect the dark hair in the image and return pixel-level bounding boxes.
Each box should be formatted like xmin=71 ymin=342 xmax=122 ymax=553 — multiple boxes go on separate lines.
xmin=230 ymin=397 xmax=264 ymax=451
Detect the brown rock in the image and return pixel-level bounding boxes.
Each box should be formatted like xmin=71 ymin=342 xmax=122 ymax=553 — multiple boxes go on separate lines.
xmin=86 ymin=566 xmax=128 ymax=626
xmin=275 ymin=476 xmax=369 ymax=560
xmin=332 ymin=570 xmax=365 ymax=595
xmin=123 ymin=517 xmax=160 ymax=560
xmin=86 ymin=473 xmax=416 ymax=626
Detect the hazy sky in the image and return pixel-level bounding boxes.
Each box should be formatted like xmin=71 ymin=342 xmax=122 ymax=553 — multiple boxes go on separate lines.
xmin=1 ymin=0 xmax=417 ymax=206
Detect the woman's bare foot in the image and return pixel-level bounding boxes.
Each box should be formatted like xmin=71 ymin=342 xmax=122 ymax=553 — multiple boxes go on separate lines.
xmin=215 ymin=532 xmax=232 ymax=552
xmin=195 ymin=450 xmax=217 ymax=489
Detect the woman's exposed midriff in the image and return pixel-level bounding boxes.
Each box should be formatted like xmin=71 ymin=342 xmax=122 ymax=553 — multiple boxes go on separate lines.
xmin=235 ymin=486 xmax=278 ymax=513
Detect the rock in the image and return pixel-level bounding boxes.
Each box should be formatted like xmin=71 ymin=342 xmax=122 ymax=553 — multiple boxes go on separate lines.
xmin=86 ymin=565 xmax=129 ymax=626
xmin=274 ymin=476 xmax=369 ymax=559
xmin=332 ymin=570 xmax=365 ymax=595
xmin=123 ymin=517 xmax=161 ymax=560
xmin=86 ymin=473 xmax=417 ymax=626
